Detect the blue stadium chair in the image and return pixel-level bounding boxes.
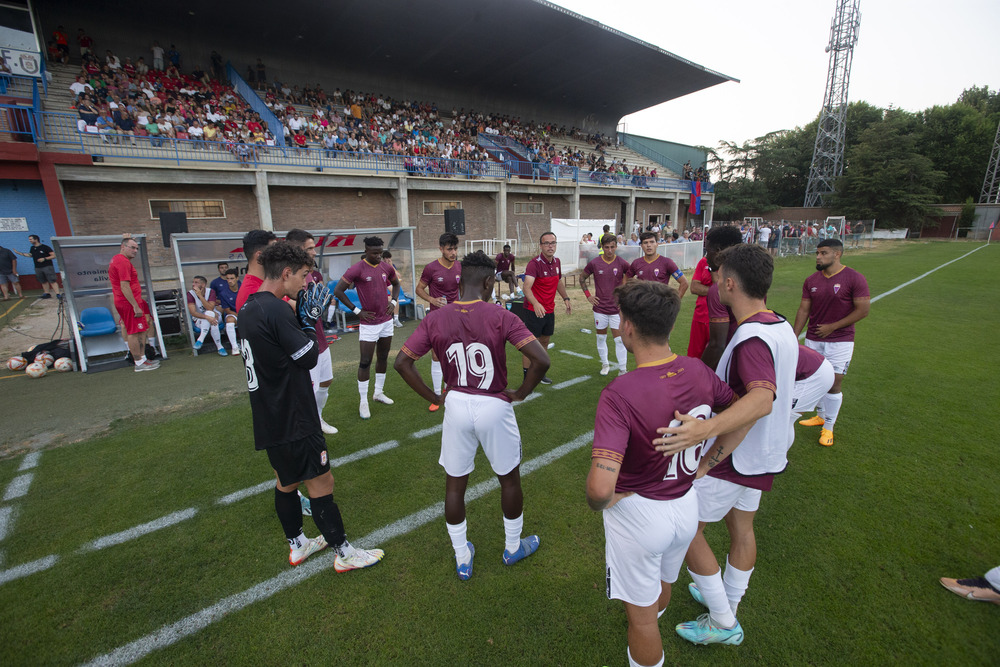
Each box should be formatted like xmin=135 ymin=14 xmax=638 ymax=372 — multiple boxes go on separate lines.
xmin=78 ymin=307 xmax=118 ymax=337
xmin=334 ymin=288 xmax=362 ymax=331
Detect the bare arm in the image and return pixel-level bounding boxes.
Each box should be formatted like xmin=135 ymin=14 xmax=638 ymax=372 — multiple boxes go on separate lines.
xmin=504 ymin=339 xmax=549 ymax=402
xmin=522 ymin=274 xmax=545 ymax=318
xmin=674 ymin=274 xmax=689 ymax=299
xmin=556 ymin=277 xmax=571 ymax=314
xmin=119 ymin=280 xmax=142 ymax=314
xmin=653 ymin=386 xmax=774 ymax=456
xmin=415 ymin=279 xmax=444 ymax=308
xmin=813 ymin=298 xmax=870 ymax=338
xmin=701 ymin=321 xmax=730 ymax=371
xmin=586 ymin=457 xmax=632 ymax=511
xmin=690 ymin=279 xmax=710 ymax=297
xmin=579 ymin=272 xmax=599 ymax=307
xmin=792 ymin=297 xmax=811 ymax=338
xmin=393 ymin=350 xmax=441 ymax=406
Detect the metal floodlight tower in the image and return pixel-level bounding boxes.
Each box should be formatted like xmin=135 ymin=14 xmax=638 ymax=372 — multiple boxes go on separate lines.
xmin=979 ymin=119 xmax=1000 ymax=204
xmin=804 ymin=0 xmax=861 ymax=208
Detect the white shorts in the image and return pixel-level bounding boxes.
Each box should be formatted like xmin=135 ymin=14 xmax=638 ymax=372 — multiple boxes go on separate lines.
xmin=604 ymin=487 xmax=698 ymax=607
xmin=804 ymin=339 xmax=854 ymax=375
xmin=358 ymin=320 xmax=394 ymax=342
xmin=694 ymin=475 xmax=762 ymax=523
xmin=593 ymin=312 xmax=621 ymax=331
xmin=792 ymin=358 xmax=835 ymax=417
xmin=439 ymin=391 xmax=522 ymax=477
xmin=310 ymin=347 xmax=333 ymax=384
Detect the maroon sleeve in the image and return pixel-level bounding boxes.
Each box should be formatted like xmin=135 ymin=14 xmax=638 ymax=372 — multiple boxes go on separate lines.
xmin=185 ymin=292 xmax=195 ymax=305
xmin=733 ymin=337 xmax=777 ymax=396
xmin=592 ymin=388 xmax=630 ymax=464
xmin=582 ymin=259 xmax=595 ymax=277
xmin=419 ymin=262 xmax=433 ymax=286
xmin=626 ymin=259 xmax=638 ymax=278
xmin=850 ymin=271 xmax=870 ymax=299
xmin=502 ymin=310 xmax=537 ymax=350
xmin=400 ymin=316 xmax=432 ymax=360
xmin=707 ymin=284 xmax=728 ymax=322
xmin=710 ymin=371 xmax=737 ymax=410
xmin=342 ymin=262 xmax=361 ymax=286
xmin=524 ymin=258 xmax=539 ymax=278
xmin=801 ymin=276 xmax=812 ymax=300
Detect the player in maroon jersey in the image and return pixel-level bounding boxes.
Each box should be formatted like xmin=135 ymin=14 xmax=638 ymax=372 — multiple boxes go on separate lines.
xmin=792 ymin=239 xmax=870 ymax=447
xmin=333 ymin=237 xmax=401 ymax=420
xmin=395 ymin=251 xmax=550 ymax=581
xmin=580 ymin=234 xmax=630 ymax=375
xmin=587 ymin=280 xmax=742 ymax=667
xmin=494 ymin=244 xmax=518 ymax=298
xmin=416 ymin=233 xmax=462 ymax=413
xmin=627 ymin=232 xmax=689 ymax=298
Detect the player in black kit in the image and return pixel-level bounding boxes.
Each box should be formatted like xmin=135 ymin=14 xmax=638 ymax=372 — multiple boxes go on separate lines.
xmin=238 ymin=241 xmax=384 ymax=571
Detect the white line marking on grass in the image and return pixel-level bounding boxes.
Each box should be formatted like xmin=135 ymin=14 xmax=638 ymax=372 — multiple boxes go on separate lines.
xmin=81 ymin=509 xmax=198 ymax=552
xmin=3 ymin=473 xmax=33 ymax=501
xmin=559 ymin=350 xmax=593 ymax=359
xmin=82 ymin=432 xmax=594 ymax=667
xmin=550 ymin=375 xmax=591 ymax=390
xmin=514 ymin=392 xmax=543 ymax=405
xmin=17 ymin=451 xmax=41 ymax=471
xmin=0 ymin=506 xmax=14 ymax=542
xmin=0 ymin=554 xmax=59 ymax=585
xmin=411 ymin=424 xmax=443 ymax=439
xmin=797 ymin=245 xmax=989 ymax=341
xmin=216 ymin=440 xmax=400 ymax=506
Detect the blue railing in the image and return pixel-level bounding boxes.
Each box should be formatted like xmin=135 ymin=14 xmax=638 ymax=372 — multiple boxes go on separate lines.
xmin=0 ymin=103 xmax=39 ymax=141
xmin=0 ymin=48 xmax=46 ymax=95
xmin=225 ymin=62 xmax=284 ymax=148
xmin=0 ymin=73 xmax=38 ymax=100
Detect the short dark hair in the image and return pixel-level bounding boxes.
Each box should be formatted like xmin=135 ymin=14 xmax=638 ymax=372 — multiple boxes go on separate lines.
xmin=460 ymin=250 xmax=496 ymax=285
xmin=439 ymin=232 xmax=459 ymax=248
xmin=639 ymin=231 xmax=657 ymax=243
xmin=29 ymin=234 xmax=40 ymax=242
xmin=817 ymin=238 xmax=844 ymax=252
xmin=539 ymin=231 xmax=555 ymax=243
xmin=603 ymin=224 xmax=611 ymax=233
xmin=599 ymin=234 xmax=617 ymax=247
xmin=193 ymin=275 xmax=207 ymax=283
xmin=705 ymin=225 xmax=743 ymax=251
xmin=502 ymin=244 xmax=511 ymax=250
xmin=217 ymin=261 xmax=229 ymax=269
xmin=285 ymin=228 xmax=314 ymax=244
xmin=364 ymin=236 xmax=384 ymax=248
xmin=224 ymin=268 xmax=239 ymax=277
xmin=242 ymin=229 xmax=277 ymax=263
xmin=260 ymin=241 xmax=311 ymax=280
xmin=615 ymin=281 xmax=680 ymax=345
xmin=716 ymin=244 xmax=772 ymax=300
xmin=381 ymin=250 xmax=392 ymax=259
xmin=671 ymin=232 xmax=679 ymax=241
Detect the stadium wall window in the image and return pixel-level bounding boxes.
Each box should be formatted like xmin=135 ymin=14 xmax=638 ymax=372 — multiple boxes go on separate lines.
xmin=149 ymin=200 xmax=227 ymax=220
xmin=422 ymin=201 xmax=462 ymax=215
xmin=514 ymin=202 xmax=544 ymax=215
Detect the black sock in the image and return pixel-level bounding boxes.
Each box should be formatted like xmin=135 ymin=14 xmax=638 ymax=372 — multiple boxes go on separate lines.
xmin=310 ymin=494 xmax=348 ymax=551
xmin=274 ymin=487 xmax=303 ymax=541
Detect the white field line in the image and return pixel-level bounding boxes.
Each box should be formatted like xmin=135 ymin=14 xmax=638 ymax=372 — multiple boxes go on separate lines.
xmin=3 ymin=473 xmax=33 ymax=501
xmin=81 ymin=432 xmax=595 ymax=667
xmin=0 ymin=506 xmax=14 ymax=542
xmin=559 ymin=350 xmax=593 ymax=359
xmin=82 ymin=509 xmax=199 ymax=552
xmin=797 ymin=244 xmax=988 ymax=341
xmin=0 ymin=554 xmax=59 ymax=585
xmin=550 ymin=375 xmax=591 ymax=390
xmin=17 ymin=451 xmax=41 ymax=471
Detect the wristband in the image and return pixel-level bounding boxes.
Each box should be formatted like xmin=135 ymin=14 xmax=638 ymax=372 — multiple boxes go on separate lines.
xmin=583 ymin=290 xmax=591 ymax=298
xmin=563 ymin=297 xmax=571 ymax=302
xmin=353 ymin=307 xmax=361 ymax=315
xmin=390 ymin=299 xmax=398 ymax=306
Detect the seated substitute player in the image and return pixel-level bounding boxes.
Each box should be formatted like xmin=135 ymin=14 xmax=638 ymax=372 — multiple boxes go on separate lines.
xmin=627 ymin=232 xmax=689 ymax=298
xmin=286 ymin=229 xmax=338 ymax=436
xmin=209 ymin=262 xmax=230 ymax=302
xmin=587 ymin=280 xmax=742 ymax=667
xmin=187 ymin=275 xmax=227 ymax=355
xmin=238 ymin=241 xmax=384 ymax=572
xmin=216 ymin=268 xmax=242 ymax=356
xmin=653 ymin=244 xmax=797 ymax=647
xmin=793 ymin=238 xmax=870 ymax=447
xmin=494 ymin=244 xmax=519 ymax=299
xmin=415 ymin=232 xmax=462 ymax=413
xmin=580 ymin=233 xmax=629 ymax=375
xmin=394 ymin=251 xmax=550 ymax=581
xmin=333 ymin=236 xmax=401 ymax=419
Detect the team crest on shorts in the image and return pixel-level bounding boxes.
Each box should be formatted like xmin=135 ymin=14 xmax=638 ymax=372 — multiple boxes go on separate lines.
xmin=320 ymin=450 xmax=328 ymax=465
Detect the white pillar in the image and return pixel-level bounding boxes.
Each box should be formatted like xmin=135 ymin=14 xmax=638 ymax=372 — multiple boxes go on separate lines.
xmin=496 ymin=180 xmax=507 ymax=240
xmin=253 ymin=170 xmax=272 ymax=231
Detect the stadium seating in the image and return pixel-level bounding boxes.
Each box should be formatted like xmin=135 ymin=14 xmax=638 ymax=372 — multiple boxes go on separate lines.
xmin=78 ymin=306 xmax=118 ymax=336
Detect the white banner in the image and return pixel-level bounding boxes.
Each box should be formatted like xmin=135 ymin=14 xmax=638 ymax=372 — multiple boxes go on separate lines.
xmin=0 ymin=217 xmax=28 ymax=232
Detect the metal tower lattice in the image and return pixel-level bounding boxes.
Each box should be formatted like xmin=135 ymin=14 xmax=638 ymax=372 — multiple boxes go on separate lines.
xmin=979 ymin=119 xmax=1000 ymax=204
xmin=804 ymin=0 xmax=861 ymax=208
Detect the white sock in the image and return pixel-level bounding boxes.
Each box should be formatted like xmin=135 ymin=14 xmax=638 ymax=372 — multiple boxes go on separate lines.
xmin=358 ymin=379 xmax=369 ymax=402
xmin=196 ymin=326 xmax=208 ymax=342
xmin=374 ymin=372 xmax=386 ymax=395
xmin=288 ymin=531 xmax=307 ymax=550
xmin=503 ymin=513 xmax=524 ymax=554
xmin=135 ymin=356 xmax=146 ymax=367
xmin=336 ymin=539 xmax=357 ymax=558
xmin=595 ymin=334 xmax=608 ymax=364
xmin=722 ymin=555 xmax=753 ymax=616
xmin=614 ymin=336 xmax=627 ymax=369
xmin=689 ymin=568 xmax=737 ymax=628
xmin=447 ymin=520 xmax=471 ymax=563
xmin=315 ymin=385 xmax=329 ymax=421
xmin=431 ymin=360 xmax=443 ymax=394
xmin=821 ymin=392 xmax=843 ymax=430
xmin=627 ymin=646 xmax=663 ymax=667
xmin=225 ymin=321 xmax=238 ymax=349
xmin=210 ymin=323 xmax=223 ymax=348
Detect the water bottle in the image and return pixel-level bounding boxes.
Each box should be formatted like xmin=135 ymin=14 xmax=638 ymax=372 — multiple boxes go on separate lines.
xmin=580 ymin=328 xmax=592 ymax=334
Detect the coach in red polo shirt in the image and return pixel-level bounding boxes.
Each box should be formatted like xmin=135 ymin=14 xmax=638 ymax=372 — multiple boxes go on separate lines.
xmin=521 ymin=231 xmax=571 ymax=385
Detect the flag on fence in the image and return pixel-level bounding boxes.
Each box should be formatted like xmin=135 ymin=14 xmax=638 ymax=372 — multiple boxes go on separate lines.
xmin=689 ymin=180 xmax=701 ymax=216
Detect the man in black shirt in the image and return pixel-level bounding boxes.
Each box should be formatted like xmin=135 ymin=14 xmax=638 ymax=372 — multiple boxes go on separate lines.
xmin=14 ymin=235 xmax=60 ymax=299
xmin=238 ymin=241 xmax=384 ymax=572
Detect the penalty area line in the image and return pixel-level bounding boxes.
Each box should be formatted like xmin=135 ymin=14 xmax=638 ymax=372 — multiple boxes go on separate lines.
xmin=81 ymin=432 xmax=595 ymax=667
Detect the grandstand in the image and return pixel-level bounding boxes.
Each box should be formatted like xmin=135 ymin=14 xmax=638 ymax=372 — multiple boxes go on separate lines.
xmin=1 ymin=0 xmax=734 ymax=286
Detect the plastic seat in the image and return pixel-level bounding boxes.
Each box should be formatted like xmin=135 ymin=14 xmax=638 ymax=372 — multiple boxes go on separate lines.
xmin=78 ymin=307 xmax=118 ymax=337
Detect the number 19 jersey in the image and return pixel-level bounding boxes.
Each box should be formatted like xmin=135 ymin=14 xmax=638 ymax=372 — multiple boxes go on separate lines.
xmin=400 ymin=300 xmax=536 ymax=401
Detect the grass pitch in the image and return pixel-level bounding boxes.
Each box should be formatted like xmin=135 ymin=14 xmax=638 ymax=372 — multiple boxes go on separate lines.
xmin=0 ymin=241 xmax=997 ymax=666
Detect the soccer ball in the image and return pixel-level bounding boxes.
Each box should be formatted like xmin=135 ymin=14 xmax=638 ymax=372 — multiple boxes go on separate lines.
xmin=36 ymin=352 xmax=54 ymax=368
xmin=53 ymin=357 xmax=74 ymax=372
xmin=6 ymin=356 xmax=26 ymax=371
xmin=25 ymin=362 xmax=47 ymax=378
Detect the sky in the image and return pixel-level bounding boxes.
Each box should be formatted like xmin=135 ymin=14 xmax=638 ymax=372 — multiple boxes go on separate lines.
xmin=550 ymin=0 xmax=1000 ymax=149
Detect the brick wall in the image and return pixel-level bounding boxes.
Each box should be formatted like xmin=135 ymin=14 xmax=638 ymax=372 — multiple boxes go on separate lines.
xmin=61 ymin=182 xmax=259 ymax=268
xmin=580 ymin=197 xmax=620 ymax=231
xmin=508 ymin=193 xmax=570 ymax=242
xmin=269 ymin=187 xmax=397 ymax=231
xmin=408 ymin=190 xmax=495 ymax=261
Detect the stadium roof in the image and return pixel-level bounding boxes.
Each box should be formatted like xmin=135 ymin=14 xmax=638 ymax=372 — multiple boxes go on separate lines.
xmin=37 ymin=0 xmax=737 ymax=132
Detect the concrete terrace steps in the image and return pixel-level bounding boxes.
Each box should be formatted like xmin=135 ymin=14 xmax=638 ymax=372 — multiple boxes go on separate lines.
xmin=548 ymin=135 xmax=679 ymax=179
